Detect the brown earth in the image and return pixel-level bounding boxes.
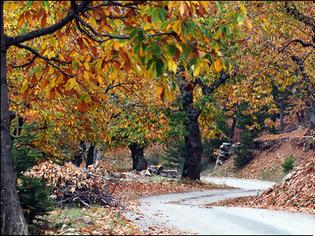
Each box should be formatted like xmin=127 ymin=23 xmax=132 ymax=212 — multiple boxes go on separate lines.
xmin=207 ymin=127 xmax=314 ymax=182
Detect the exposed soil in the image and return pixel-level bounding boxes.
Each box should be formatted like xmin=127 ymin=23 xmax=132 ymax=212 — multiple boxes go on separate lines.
xmin=206 ymin=128 xmax=314 ymax=182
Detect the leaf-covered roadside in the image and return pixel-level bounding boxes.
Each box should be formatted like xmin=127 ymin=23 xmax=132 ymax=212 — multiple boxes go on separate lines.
xmin=205 ymin=157 xmax=315 ymax=216
xmin=26 ymin=160 xmax=222 ymax=235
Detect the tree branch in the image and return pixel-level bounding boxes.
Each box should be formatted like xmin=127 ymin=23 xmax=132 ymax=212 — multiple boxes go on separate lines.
xmin=10 ymin=55 xmax=37 ymax=68
xmin=6 ymin=1 xmax=90 ymax=47
xmin=284 ymin=2 xmax=315 ymax=41
xmin=76 ymin=15 xmax=176 ymax=43
xmin=195 ymin=71 xmax=231 ymax=96
xmin=15 ymin=43 xmax=73 ymax=77
xmin=279 ymin=39 xmax=315 ymax=53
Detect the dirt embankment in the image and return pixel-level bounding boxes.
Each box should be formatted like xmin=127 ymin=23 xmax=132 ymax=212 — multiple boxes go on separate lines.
xmin=206 ymin=128 xmax=314 ymax=182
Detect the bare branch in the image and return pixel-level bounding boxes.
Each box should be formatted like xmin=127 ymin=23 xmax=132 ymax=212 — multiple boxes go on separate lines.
xmin=10 ymin=55 xmax=37 ymax=68
xmin=279 ymin=39 xmax=315 ymax=53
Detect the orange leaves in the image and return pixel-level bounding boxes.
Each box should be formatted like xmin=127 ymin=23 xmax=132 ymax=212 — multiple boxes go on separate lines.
xmin=77 ymin=102 xmax=89 ymax=113
xmin=179 ymin=2 xmax=188 ymax=20
xmin=40 ymin=9 xmax=47 ymax=27
xmin=119 ymin=50 xmax=131 ymax=71
xmin=214 ymin=59 xmax=224 ymax=73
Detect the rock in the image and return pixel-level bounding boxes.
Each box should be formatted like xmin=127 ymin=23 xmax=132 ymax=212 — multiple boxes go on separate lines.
xmin=147 ymin=165 xmax=163 ymax=175
xmin=159 ymin=169 xmax=177 ymax=178
xmin=215 ymin=142 xmax=234 ymax=167
xmin=110 ymin=172 xmax=122 ymax=179
xmin=220 ymin=142 xmax=231 ymax=152
xmin=140 ymin=169 xmax=151 ymax=177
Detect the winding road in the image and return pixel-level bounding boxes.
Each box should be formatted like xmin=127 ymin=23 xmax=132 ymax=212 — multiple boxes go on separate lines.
xmin=125 ymin=177 xmax=315 ymax=235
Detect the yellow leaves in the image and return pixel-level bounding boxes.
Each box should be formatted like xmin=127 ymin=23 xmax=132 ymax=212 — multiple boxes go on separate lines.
xmin=20 ymin=81 xmax=29 ymax=93
xmin=98 ymin=93 xmax=108 ymax=101
xmin=214 ymin=59 xmax=224 ymax=73
xmin=6 ymin=2 xmax=19 ymax=11
xmin=109 ymin=69 xmax=118 ymax=80
xmin=83 ymin=71 xmax=90 ymax=81
xmin=156 ymin=82 xmax=174 ymax=103
xmin=97 ymin=75 xmax=104 ymax=85
xmin=192 ymin=59 xmax=210 ymax=77
xmin=113 ymin=41 xmax=121 ymax=51
xmin=175 ymin=43 xmax=183 ymax=52
xmin=65 ymin=78 xmax=79 ymax=91
xmin=48 ymin=66 xmax=54 ymax=75
xmin=84 ymin=62 xmax=90 ymax=71
xmin=172 ymin=20 xmax=182 ymax=35
xmin=167 ymin=59 xmax=177 ymax=73
xmin=84 ymin=95 xmax=91 ymax=103
xmin=90 ymin=17 xmax=98 ymax=29
xmin=155 ymin=86 xmax=164 ymax=100
xmin=239 ymin=2 xmax=247 ymax=16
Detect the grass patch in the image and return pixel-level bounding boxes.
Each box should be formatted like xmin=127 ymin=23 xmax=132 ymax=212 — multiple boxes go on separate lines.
xmin=42 ymin=207 xmax=140 ymax=235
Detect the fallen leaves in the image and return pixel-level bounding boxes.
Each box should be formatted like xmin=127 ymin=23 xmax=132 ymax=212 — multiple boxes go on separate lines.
xmin=207 ymin=157 xmax=315 ymax=215
xmin=25 ymin=161 xmax=112 ymax=207
xmin=42 ymin=207 xmax=141 ymax=235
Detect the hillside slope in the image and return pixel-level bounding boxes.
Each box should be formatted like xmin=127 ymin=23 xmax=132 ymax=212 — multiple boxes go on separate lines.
xmin=204 ymin=128 xmax=314 ymax=182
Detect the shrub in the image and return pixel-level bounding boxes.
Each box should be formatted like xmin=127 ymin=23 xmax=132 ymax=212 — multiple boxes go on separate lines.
xmin=281 ymin=155 xmax=296 ymax=173
xmin=234 ymin=130 xmax=256 ymax=168
xmin=17 ymin=175 xmax=54 ymax=224
xmin=161 ymin=139 xmax=186 ymax=170
xmin=12 ymin=123 xmax=55 ymax=232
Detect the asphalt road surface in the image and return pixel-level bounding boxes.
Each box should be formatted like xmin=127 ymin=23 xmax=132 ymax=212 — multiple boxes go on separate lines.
xmin=126 ymin=177 xmax=315 ymax=235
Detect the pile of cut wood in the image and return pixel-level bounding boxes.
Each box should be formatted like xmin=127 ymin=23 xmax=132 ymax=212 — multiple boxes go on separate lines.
xmin=26 ymin=161 xmax=112 ymax=207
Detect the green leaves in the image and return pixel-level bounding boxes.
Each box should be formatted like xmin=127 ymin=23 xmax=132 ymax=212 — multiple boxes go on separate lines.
xmin=235 ymin=13 xmax=245 ymax=24
xmin=72 ymin=61 xmax=79 ymax=71
xmin=148 ymin=7 xmax=167 ymax=24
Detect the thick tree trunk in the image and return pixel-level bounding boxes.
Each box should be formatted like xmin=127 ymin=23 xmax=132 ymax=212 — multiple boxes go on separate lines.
xmin=128 ymin=143 xmax=147 ymax=171
xmin=177 ymin=75 xmax=203 ymax=181
xmin=1 ymin=2 xmax=28 ymax=234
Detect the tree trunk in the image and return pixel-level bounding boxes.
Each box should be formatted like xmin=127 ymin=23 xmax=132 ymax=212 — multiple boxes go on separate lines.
xmin=177 ymin=75 xmax=203 ymax=181
xmin=279 ymin=101 xmax=285 ymax=131
xmin=229 ymin=116 xmax=236 ymax=142
xmin=128 ymin=143 xmax=147 ymax=171
xmin=310 ymin=101 xmax=315 ymax=129
xmin=86 ymin=143 xmax=95 ymax=167
xmin=1 ymin=1 xmax=28 ymax=234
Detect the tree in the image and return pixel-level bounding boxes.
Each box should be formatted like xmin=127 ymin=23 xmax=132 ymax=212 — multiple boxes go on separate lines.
xmin=2 ymin=1 xmax=221 ymax=233
xmin=107 ymin=75 xmax=168 ymax=171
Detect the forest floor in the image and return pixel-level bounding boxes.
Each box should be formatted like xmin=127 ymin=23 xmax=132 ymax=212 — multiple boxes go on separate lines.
xmin=41 ymin=174 xmax=224 ymax=235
